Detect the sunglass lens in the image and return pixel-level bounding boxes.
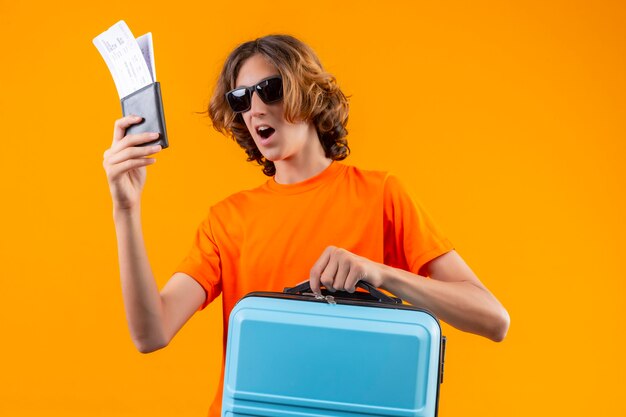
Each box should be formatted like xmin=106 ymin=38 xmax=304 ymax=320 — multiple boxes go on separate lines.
xmin=227 ymin=88 xmax=250 ymax=113
xmin=257 ymin=77 xmax=283 ymax=104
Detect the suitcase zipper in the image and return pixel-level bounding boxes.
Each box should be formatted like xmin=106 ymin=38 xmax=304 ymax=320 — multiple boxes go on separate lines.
xmin=314 ymin=293 xmax=337 ymax=305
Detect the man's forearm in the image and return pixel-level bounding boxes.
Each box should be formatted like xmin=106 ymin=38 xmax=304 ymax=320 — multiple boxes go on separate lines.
xmin=114 ymin=206 xmax=167 ymax=352
xmin=380 ymin=264 xmax=510 ymax=342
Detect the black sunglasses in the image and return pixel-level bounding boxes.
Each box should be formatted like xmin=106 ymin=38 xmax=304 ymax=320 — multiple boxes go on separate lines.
xmin=225 ymin=76 xmax=283 ymax=113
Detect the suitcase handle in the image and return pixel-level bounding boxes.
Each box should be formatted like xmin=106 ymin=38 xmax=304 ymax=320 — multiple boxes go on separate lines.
xmin=283 ymin=280 xmax=402 ymax=305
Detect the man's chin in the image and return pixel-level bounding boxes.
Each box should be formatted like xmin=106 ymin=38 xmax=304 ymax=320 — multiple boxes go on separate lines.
xmin=261 ymin=151 xmax=284 ymax=163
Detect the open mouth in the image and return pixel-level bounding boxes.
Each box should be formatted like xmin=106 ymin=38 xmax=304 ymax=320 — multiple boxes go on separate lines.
xmin=256 ymin=125 xmax=275 ymax=140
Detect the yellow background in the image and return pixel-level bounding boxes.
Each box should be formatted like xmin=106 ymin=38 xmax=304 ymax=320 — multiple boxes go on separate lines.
xmin=1 ymin=0 xmax=624 ymax=416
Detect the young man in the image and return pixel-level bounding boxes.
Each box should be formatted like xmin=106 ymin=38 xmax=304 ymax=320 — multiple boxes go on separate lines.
xmin=102 ymin=34 xmax=510 ymax=417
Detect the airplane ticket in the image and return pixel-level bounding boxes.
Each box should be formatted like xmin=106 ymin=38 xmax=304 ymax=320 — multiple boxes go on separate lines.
xmin=93 ymin=20 xmax=155 ymax=99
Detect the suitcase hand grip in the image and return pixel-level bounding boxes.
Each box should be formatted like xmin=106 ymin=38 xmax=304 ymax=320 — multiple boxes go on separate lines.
xmin=284 ymin=280 xmax=401 ymax=304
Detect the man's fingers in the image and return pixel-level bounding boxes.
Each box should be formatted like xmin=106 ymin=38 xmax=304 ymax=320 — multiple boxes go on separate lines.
xmin=106 ymin=158 xmax=155 ymax=181
xmin=309 ymin=248 xmax=374 ymax=295
xmin=113 ymin=115 xmax=143 ymax=143
xmin=345 ymin=267 xmax=364 ymax=293
xmin=333 ymin=261 xmax=350 ymax=292
xmin=104 ymin=132 xmax=160 ymax=163
xmin=319 ymin=259 xmax=339 ymax=292
xmin=109 ymin=132 xmax=160 ymax=156
xmin=309 ymin=246 xmax=335 ymax=294
xmin=106 ymin=144 xmax=162 ymax=166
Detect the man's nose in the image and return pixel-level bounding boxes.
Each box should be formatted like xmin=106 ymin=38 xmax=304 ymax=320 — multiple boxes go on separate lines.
xmin=248 ymin=90 xmax=266 ymax=116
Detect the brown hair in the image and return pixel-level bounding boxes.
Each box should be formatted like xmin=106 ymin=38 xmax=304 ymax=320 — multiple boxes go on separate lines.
xmin=208 ymin=34 xmax=350 ymax=176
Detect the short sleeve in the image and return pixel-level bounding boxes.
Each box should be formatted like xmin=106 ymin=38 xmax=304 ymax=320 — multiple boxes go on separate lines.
xmin=175 ymin=209 xmax=222 ymax=310
xmin=383 ymin=174 xmax=454 ymax=276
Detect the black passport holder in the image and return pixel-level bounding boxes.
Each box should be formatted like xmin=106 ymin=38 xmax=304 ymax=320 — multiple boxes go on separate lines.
xmin=121 ymin=82 xmax=169 ymax=148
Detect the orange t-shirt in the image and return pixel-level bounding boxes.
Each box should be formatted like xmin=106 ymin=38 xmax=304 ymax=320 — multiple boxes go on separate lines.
xmin=175 ymin=161 xmax=453 ymax=417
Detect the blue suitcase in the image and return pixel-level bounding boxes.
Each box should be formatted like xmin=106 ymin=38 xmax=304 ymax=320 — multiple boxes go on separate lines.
xmin=222 ymin=281 xmax=446 ymax=417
